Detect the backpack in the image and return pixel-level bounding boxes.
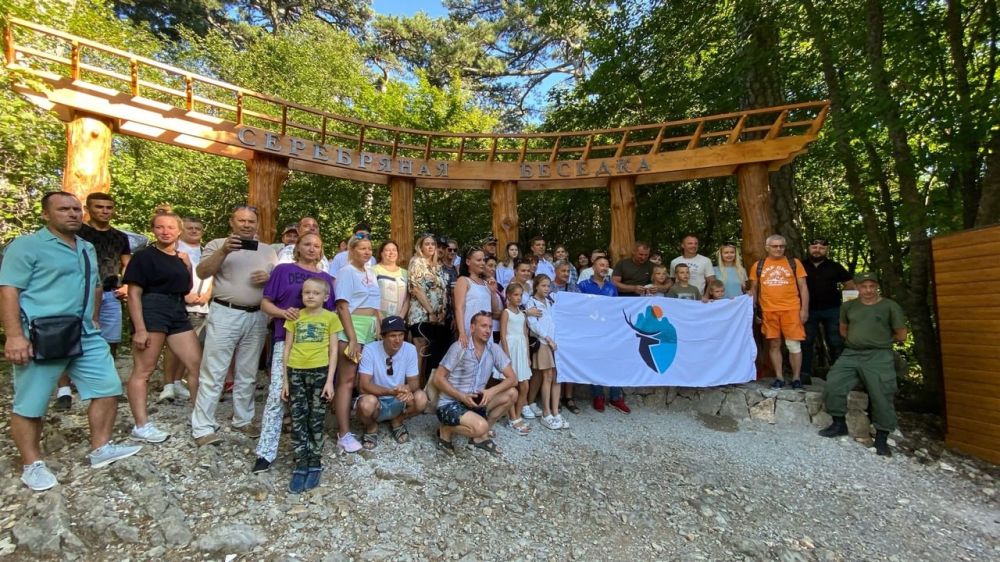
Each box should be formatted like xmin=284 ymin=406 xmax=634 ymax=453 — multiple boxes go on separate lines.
xmin=754 ymin=256 xmax=800 ymax=302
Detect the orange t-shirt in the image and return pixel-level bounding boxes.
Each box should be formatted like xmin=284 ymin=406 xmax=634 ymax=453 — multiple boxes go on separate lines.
xmin=750 ymin=257 xmax=807 ymax=311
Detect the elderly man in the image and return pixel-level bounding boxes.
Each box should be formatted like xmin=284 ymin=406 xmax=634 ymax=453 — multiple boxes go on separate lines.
xmin=801 ymin=238 xmax=855 ymax=383
xmin=1 ymin=192 xmax=142 ymax=490
xmin=355 ymin=316 xmax=428 ymax=449
xmin=278 ymin=216 xmax=328 ymax=270
xmin=191 ymin=206 xmax=277 ymax=446
xmin=613 ymin=241 xmax=655 ymax=296
xmin=749 ymin=234 xmax=810 ymax=389
xmin=432 ymin=312 xmax=518 ymax=456
xmin=818 ymin=273 xmax=906 ymax=456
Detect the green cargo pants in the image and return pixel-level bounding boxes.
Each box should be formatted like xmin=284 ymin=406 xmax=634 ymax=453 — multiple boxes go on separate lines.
xmin=824 ymin=348 xmax=898 ymax=431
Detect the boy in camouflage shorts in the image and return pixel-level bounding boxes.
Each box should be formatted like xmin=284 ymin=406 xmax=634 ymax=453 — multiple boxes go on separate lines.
xmin=281 ymin=278 xmax=342 ymax=493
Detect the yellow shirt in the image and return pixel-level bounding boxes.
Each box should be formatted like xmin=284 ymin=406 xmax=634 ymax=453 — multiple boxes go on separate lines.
xmin=284 ymin=309 xmax=343 ymax=369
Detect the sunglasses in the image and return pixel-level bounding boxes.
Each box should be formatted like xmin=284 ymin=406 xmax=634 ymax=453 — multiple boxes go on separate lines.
xmin=354 ymin=232 xmax=370 ymax=240
xmin=447 ymin=247 xmax=458 ymax=253
xmin=385 ymin=356 xmax=393 ymax=378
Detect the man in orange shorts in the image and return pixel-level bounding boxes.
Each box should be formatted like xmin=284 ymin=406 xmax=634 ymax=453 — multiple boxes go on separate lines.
xmin=749 ymin=235 xmax=810 ymax=389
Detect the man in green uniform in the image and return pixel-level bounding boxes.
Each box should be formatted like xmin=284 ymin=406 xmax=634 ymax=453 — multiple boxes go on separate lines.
xmin=818 ymin=272 xmax=907 ymax=456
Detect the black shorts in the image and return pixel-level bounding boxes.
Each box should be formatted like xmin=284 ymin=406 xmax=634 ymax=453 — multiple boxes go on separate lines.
xmin=141 ymin=293 xmax=192 ymax=336
xmin=436 ymin=401 xmax=487 ymax=426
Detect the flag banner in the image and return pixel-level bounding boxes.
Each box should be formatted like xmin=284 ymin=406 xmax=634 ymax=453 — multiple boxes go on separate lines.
xmin=552 ymin=292 xmax=757 ymax=387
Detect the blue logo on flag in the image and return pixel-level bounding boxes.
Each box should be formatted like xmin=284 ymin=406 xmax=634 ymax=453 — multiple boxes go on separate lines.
xmin=624 ymin=305 xmax=678 ymax=374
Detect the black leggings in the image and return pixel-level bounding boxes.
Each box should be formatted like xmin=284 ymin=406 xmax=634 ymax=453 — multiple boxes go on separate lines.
xmin=409 ymin=322 xmax=451 ymax=379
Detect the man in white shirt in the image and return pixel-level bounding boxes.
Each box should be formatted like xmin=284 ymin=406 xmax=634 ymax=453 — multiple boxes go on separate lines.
xmin=278 ymin=216 xmax=329 ymax=270
xmin=669 ymin=234 xmax=716 ymax=295
xmin=355 ymin=316 xmax=427 ymax=449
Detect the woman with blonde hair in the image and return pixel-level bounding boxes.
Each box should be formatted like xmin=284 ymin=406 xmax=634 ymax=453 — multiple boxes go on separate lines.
xmin=713 ymin=242 xmax=748 ymax=299
xmin=408 ymin=233 xmax=448 ymax=382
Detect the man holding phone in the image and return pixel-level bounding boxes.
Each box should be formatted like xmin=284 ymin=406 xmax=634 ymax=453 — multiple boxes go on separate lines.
xmin=432 ymin=311 xmax=518 ymax=456
xmin=191 ymin=206 xmax=277 ymax=446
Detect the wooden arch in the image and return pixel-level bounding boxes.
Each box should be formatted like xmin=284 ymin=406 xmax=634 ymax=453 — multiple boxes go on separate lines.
xmin=4 ymin=18 xmax=828 ymax=264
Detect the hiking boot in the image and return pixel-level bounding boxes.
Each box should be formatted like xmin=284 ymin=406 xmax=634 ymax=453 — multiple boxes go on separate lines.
xmin=593 ymin=395 xmax=606 ymax=412
xmin=89 ymin=442 xmax=142 ymax=468
xmin=874 ymin=430 xmax=892 ymax=457
xmin=54 ymin=394 xmax=72 ymax=412
xmin=818 ymin=416 xmax=848 ymax=438
xmin=609 ymin=398 xmax=631 ymax=414
xmin=21 ymin=461 xmax=58 ymax=491
xmin=157 ymin=384 xmax=176 ymax=403
xmin=252 ymin=457 xmax=272 ymax=473
xmin=231 ymin=424 xmax=260 ymax=438
xmin=131 ymin=422 xmax=170 ymax=443
xmin=195 ymin=433 xmax=222 ymax=447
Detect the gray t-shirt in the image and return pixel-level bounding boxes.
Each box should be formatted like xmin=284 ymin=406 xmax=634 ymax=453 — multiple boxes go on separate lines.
xmin=202 ymin=238 xmax=277 ymax=306
xmin=437 ymin=340 xmax=511 ymax=406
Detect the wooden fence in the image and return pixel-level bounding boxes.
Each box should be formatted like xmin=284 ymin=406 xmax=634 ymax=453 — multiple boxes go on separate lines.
xmin=931 ymin=225 xmax=1000 ymax=463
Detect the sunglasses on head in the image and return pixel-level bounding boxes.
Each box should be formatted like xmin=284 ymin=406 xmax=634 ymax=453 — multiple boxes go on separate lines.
xmin=355 ymin=232 xmax=369 ymax=240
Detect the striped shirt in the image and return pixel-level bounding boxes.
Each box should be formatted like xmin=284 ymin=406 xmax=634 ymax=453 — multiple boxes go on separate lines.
xmin=437 ymin=340 xmax=511 ymax=406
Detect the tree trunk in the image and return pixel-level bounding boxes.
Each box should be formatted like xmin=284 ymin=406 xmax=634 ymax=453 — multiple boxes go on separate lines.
xmin=490 ymin=180 xmax=519 ymax=253
xmin=390 ymin=176 xmax=415 ymax=260
xmin=946 ymin=0 xmax=983 ymax=229
xmin=736 ymin=163 xmax=773 ymax=267
xmin=62 ymin=112 xmax=113 ymax=201
xmin=976 ymin=127 xmax=1000 ymax=226
xmin=736 ymin=0 xmax=804 ymax=257
xmin=865 ymin=0 xmax=942 ymax=411
xmin=608 ymin=176 xmax=636 ymax=264
xmin=246 ymin=153 xmax=289 ymax=244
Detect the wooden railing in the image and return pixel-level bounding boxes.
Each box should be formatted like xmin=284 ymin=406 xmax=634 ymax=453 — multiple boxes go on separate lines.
xmin=4 ymin=17 xmax=829 ymax=163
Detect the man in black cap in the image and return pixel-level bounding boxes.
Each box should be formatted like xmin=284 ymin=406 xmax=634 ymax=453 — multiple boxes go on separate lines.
xmin=802 ymin=238 xmax=855 ymax=383
xmin=354 ymin=316 xmax=427 ymax=449
xmin=328 ymin=221 xmax=374 ymax=281
xmin=482 ymin=235 xmax=498 ymax=260
xmin=818 ymin=272 xmax=906 ymax=456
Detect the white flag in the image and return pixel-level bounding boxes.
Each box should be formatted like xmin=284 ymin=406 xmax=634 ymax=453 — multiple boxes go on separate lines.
xmin=552 ymin=292 xmax=757 ymax=387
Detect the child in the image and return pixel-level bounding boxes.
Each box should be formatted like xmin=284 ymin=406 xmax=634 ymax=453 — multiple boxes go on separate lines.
xmin=281 ymin=277 xmax=342 ymax=493
xmin=704 ymin=279 xmax=726 ymax=302
xmin=667 ymin=263 xmax=702 ymax=300
xmin=649 ymin=264 xmax=673 ymax=296
xmin=501 ymin=283 xmax=532 ymax=435
xmin=526 ymin=275 xmax=565 ymax=430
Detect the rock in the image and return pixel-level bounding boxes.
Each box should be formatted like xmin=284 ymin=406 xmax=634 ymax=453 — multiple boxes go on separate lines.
xmin=777 ymin=389 xmax=805 ymax=402
xmin=804 ymin=392 xmax=824 ymax=416
xmin=12 ymin=493 xmax=85 ymax=556
xmin=719 ymin=392 xmax=750 ymax=420
xmin=665 ymin=386 xmax=679 ymax=404
xmin=811 ymin=411 xmax=834 ymax=428
xmin=744 ymin=388 xmax=766 ymax=407
xmin=42 ymin=430 xmax=70 ymax=454
xmin=847 ymin=391 xmax=869 ymax=411
xmin=846 ymin=410 xmax=872 ymax=439
xmin=750 ymin=397 xmax=776 ymax=423
xmin=668 ymin=396 xmax=694 ymax=413
xmin=695 ymin=389 xmax=726 ymax=416
xmin=195 ymin=524 xmax=266 ymax=553
xmin=774 ymin=400 xmax=811 ymax=426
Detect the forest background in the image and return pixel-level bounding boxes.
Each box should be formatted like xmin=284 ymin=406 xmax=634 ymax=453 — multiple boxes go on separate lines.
xmin=1 ymin=0 xmax=998 ymax=412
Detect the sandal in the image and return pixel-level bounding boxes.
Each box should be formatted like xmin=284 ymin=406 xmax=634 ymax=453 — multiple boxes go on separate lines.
xmin=391 ymin=425 xmax=409 ymax=444
xmin=470 ymin=438 xmax=502 ymax=456
xmin=510 ymin=418 xmax=531 ymax=436
xmin=362 ymin=432 xmax=378 ymax=450
xmin=564 ymin=399 xmax=581 ymax=415
xmin=435 ymin=429 xmax=455 ymax=455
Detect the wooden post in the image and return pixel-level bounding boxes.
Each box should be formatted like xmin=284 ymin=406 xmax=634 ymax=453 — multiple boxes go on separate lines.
xmin=390 ymin=176 xmax=415 ymax=260
xmin=736 ymin=163 xmax=774 ymax=267
xmin=62 ymin=112 xmax=113 ymax=201
xmin=490 ymin=180 xmax=519 ymax=254
xmin=608 ymin=176 xmax=637 ymax=263
xmin=246 ymin=152 xmax=289 ymax=244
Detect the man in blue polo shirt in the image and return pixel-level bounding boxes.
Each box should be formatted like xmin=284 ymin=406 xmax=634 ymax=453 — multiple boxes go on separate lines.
xmin=578 ymin=255 xmax=629 ymax=413
xmin=0 ymin=192 xmax=141 ymax=491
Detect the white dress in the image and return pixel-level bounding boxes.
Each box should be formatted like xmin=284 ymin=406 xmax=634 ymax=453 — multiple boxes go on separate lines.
xmin=504 ymin=310 xmax=532 ymax=382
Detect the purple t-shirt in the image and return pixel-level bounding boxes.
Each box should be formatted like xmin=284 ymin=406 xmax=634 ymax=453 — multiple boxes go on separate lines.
xmin=263 ymin=263 xmax=336 ymax=341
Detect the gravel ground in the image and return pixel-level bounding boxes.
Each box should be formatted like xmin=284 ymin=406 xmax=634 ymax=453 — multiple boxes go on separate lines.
xmin=0 ymin=360 xmax=997 ymax=561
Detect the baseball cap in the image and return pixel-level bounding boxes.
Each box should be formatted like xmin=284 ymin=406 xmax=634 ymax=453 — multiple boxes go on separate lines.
xmin=854 ymin=272 xmax=878 ymax=284
xmin=282 ymin=224 xmax=298 ymax=234
xmin=380 ymin=316 xmax=406 ymax=334
xmin=483 ymin=235 xmax=498 ymax=244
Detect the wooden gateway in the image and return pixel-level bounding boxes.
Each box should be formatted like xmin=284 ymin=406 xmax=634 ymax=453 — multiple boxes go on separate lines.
xmin=4 ymin=18 xmax=828 ymax=265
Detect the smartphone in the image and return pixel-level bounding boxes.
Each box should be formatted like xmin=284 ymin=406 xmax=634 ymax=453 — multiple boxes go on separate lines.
xmin=239 ymin=238 xmax=259 ymax=251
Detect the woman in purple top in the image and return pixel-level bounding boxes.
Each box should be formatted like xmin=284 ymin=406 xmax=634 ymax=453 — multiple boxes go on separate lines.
xmin=252 ymin=233 xmax=335 ymax=473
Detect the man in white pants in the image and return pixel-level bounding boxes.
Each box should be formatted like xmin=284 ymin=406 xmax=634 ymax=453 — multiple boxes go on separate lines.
xmin=191 ymin=206 xmax=277 ymax=446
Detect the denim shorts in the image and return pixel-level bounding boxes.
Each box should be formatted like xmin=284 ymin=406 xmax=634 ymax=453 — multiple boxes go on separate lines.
xmin=436 ymin=401 xmax=487 ymax=426
xmin=375 ymin=396 xmax=407 ymax=422
xmin=141 ymin=293 xmax=193 ymax=336
xmin=98 ymin=291 xmax=122 ymax=343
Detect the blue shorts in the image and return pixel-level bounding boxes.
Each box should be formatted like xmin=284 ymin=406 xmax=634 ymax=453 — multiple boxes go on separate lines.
xmin=99 ymin=291 xmax=122 ymax=343
xmin=375 ymin=396 xmax=407 ymax=422
xmin=13 ymin=332 xmax=123 ymax=417
xmin=436 ymin=401 xmax=487 ymax=426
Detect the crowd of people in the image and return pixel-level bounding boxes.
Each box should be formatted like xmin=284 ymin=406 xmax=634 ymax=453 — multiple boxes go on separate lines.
xmin=0 ymin=191 xmax=908 ymax=493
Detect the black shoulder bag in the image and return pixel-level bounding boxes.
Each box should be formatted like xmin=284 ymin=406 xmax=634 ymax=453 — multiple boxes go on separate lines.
xmin=20 ymin=251 xmax=90 ymax=361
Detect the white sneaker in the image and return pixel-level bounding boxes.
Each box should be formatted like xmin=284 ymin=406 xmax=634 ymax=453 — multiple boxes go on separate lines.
xmin=21 ymin=461 xmax=58 ymax=491
xmin=521 ymin=405 xmax=536 ymax=419
xmin=172 ymin=381 xmax=191 ymax=400
xmin=556 ymin=414 xmax=569 ymax=429
xmin=131 ymin=422 xmax=170 ymax=443
xmin=157 ymin=384 xmax=176 ymax=403
xmin=541 ymin=415 xmax=563 ymax=430
xmin=529 ymin=403 xmax=544 ymax=417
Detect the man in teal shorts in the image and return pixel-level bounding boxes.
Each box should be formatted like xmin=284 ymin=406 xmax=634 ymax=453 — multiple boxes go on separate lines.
xmin=818 ymin=272 xmax=907 ymax=456
xmin=0 ymin=192 xmax=142 ymax=491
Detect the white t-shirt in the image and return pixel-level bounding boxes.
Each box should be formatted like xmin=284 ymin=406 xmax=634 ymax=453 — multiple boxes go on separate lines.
xmin=335 ymin=263 xmax=381 ymax=311
xmin=178 ymin=239 xmax=212 ymax=314
xmin=670 ymin=254 xmax=714 ymax=293
xmin=359 ymin=341 xmax=419 ymax=388
xmin=328 ymin=250 xmax=375 ymax=279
